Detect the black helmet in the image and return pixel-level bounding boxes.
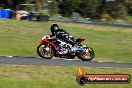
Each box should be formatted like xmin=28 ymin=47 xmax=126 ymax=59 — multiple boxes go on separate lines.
xmin=50 ymin=24 xmax=59 ymax=32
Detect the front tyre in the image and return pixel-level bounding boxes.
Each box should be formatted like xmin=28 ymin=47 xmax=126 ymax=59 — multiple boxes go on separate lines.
xmin=77 ymin=47 xmax=94 ymax=61
xmin=37 ymin=44 xmax=54 ymax=59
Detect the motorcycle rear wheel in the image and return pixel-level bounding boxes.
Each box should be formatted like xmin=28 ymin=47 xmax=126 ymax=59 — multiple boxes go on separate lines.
xmin=37 ymin=44 xmax=54 ymax=59
xmin=76 ymin=47 xmax=94 ymax=61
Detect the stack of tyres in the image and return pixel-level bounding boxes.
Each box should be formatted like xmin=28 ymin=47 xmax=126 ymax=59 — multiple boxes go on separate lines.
xmin=29 ymin=12 xmax=49 ymax=22
xmin=37 ymin=14 xmax=49 ymax=22
xmin=29 ymin=12 xmax=39 ymax=21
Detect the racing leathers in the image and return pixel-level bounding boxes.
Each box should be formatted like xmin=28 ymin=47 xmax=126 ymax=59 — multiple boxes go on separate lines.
xmin=51 ymin=29 xmax=76 ymax=46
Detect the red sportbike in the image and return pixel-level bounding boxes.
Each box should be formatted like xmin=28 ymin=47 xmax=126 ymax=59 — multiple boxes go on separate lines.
xmin=37 ymin=34 xmax=94 ymax=61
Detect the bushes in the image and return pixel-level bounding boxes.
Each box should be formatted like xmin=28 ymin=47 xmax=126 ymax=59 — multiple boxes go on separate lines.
xmin=59 ymin=0 xmax=81 ymax=17
xmin=0 ymin=0 xmax=130 ymax=20
xmin=48 ymin=0 xmax=59 ymax=16
xmin=57 ymin=0 xmax=129 ymax=20
xmin=77 ymin=0 xmax=100 ymax=18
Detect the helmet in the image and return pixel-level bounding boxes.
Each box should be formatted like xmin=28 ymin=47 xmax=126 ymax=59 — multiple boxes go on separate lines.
xmin=50 ymin=24 xmax=59 ymax=32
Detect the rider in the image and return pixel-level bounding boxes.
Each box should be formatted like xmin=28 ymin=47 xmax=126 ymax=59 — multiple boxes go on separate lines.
xmin=50 ymin=24 xmax=76 ymax=46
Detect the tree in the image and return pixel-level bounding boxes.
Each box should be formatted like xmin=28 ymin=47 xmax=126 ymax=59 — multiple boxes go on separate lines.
xmin=110 ymin=3 xmax=128 ymax=19
xmin=0 ymin=0 xmax=34 ymax=9
xmin=59 ymin=0 xmax=81 ymax=17
xmin=0 ymin=0 xmax=18 ymax=9
xmin=77 ymin=0 xmax=100 ymax=18
xmin=48 ymin=0 xmax=59 ymax=16
xmin=98 ymin=0 xmax=128 ymax=19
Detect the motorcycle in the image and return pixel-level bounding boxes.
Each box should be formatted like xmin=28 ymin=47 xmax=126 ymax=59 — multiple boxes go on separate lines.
xmin=37 ymin=34 xmax=94 ymax=61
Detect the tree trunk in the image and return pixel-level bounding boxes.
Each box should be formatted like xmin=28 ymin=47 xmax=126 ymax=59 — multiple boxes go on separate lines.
xmin=35 ymin=0 xmax=42 ymax=11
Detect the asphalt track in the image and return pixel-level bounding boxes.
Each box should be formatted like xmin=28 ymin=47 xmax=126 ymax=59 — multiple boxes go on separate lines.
xmin=0 ymin=56 xmax=132 ymax=68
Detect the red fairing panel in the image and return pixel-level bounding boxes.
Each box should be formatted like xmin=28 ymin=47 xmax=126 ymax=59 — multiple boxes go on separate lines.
xmin=40 ymin=39 xmax=57 ymax=50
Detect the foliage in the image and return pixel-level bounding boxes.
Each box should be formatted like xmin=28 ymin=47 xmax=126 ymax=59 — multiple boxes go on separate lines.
xmin=101 ymin=13 xmax=113 ymax=20
xmin=77 ymin=0 xmax=100 ymax=18
xmin=58 ymin=0 xmax=81 ymax=17
xmin=0 ymin=0 xmax=132 ymax=19
xmin=57 ymin=0 xmax=131 ymax=19
xmin=110 ymin=3 xmax=128 ymax=19
xmin=98 ymin=1 xmax=128 ymax=19
xmin=48 ymin=0 xmax=59 ymax=16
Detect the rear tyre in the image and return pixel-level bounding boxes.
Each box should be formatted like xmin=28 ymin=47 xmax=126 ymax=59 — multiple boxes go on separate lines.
xmin=77 ymin=47 xmax=94 ymax=61
xmin=37 ymin=43 xmax=54 ymax=59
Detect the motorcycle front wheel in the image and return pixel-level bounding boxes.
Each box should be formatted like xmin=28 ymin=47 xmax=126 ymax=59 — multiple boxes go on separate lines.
xmin=76 ymin=47 xmax=94 ymax=61
xmin=37 ymin=43 xmax=54 ymax=59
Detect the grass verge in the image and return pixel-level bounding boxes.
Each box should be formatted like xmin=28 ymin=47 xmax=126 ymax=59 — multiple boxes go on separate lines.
xmin=0 ymin=65 xmax=131 ymax=88
xmin=0 ymin=19 xmax=132 ymax=62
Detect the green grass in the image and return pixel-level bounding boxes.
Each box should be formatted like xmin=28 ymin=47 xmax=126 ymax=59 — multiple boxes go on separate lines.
xmin=40 ymin=10 xmax=49 ymax=15
xmin=0 ymin=19 xmax=132 ymax=62
xmin=0 ymin=20 xmax=131 ymax=88
xmin=0 ymin=65 xmax=131 ymax=88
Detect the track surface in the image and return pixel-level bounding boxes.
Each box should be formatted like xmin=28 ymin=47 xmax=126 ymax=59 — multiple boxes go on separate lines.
xmin=0 ymin=56 xmax=132 ymax=68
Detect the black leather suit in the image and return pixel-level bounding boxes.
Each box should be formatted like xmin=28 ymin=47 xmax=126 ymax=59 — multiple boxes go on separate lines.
xmin=51 ymin=29 xmax=76 ymax=46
